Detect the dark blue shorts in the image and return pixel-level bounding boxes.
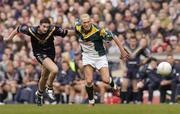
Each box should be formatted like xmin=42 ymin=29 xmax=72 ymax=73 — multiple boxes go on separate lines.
xmin=125 ymin=69 xmax=139 ymax=79
xmin=34 ymin=53 xmax=55 ymax=64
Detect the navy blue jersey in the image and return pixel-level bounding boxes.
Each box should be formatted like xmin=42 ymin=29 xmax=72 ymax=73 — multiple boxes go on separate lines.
xmin=169 ymin=64 xmax=180 ymax=83
xmin=139 ymin=64 xmax=161 ymax=84
xmin=17 ymin=24 xmax=67 ymax=56
xmin=124 ymin=43 xmax=150 ymax=70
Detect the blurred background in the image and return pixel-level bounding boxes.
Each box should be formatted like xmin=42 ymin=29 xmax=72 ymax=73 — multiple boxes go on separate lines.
xmin=0 ymin=0 xmax=180 ymax=105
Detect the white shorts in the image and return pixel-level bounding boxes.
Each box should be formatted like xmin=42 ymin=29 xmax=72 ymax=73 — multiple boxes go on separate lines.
xmin=82 ymin=53 xmax=108 ymax=70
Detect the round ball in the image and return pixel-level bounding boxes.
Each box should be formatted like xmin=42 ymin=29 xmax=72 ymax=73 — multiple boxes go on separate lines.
xmin=157 ymin=62 xmax=172 ymax=76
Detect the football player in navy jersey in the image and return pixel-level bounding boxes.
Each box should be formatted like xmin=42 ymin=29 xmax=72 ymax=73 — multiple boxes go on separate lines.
xmin=7 ymin=17 xmax=73 ymax=106
xmin=120 ymin=37 xmax=151 ymax=103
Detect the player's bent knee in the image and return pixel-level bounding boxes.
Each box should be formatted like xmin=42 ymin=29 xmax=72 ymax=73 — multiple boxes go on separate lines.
xmin=121 ymin=83 xmax=128 ymax=90
xmin=102 ymin=78 xmax=110 ymax=84
xmin=101 ymin=75 xmax=109 ymax=83
xmin=51 ymin=67 xmax=58 ymax=75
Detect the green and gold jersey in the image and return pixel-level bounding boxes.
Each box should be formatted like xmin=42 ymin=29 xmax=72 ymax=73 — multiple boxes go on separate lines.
xmin=75 ymin=24 xmax=113 ymax=57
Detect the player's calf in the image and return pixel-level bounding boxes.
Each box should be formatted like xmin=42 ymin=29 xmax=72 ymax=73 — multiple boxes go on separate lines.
xmin=108 ymin=77 xmax=120 ymax=96
xmin=85 ymin=84 xmax=95 ymax=106
xmin=35 ymin=91 xmax=43 ymax=106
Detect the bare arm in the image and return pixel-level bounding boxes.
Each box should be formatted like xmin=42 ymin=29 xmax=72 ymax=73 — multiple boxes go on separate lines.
xmin=6 ymin=26 xmax=18 ymax=41
xmin=67 ymin=29 xmax=75 ymax=36
xmin=113 ymin=35 xmax=125 ymax=54
xmin=112 ymin=35 xmax=129 ymax=60
xmin=99 ymin=29 xmax=129 ymax=60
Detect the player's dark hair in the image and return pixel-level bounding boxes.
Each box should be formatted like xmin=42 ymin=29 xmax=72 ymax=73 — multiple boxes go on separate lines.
xmin=147 ymin=57 xmax=157 ymax=64
xmin=167 ymin=53 xmax=173 ymax=57
xmin=130 ymin=36 xmax=137 ymax=40
xmin=150 ymin=57 xmax=157 ymax=62
xmin=40 ymin=17 xmax=51 ymax=24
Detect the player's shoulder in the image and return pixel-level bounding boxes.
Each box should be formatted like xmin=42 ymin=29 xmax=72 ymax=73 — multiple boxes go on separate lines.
xmin=50 ymin=25 xmax=59 ymax=29
xmin=28 ymin=25 xmax=39 ymax=33
xmin=94 ymin=25 xmax=106 ymax=36
xmin=45 ymin=25 xmax=58 ymax=33
xmin=92 ymin=24 xmax=100 ymax=30
xmin=19 ymin=24 xmax=29 ymax=29
xmin=75 ymin=24 xmax=81 ymax=32
xmin=18 ymin=24 xmax=32 ymax=33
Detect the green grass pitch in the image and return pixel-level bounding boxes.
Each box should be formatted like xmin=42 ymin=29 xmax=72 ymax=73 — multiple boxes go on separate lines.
xmin=0 ymin=104 xmax=180 ymax=114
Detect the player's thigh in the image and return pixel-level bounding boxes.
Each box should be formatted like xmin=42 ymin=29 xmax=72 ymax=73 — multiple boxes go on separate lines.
xmin=84 ymin=65 xmax=94 ymax=83
xmin=82 ymin=54 xmax=95 ymax=68
xmin=41 ymin=65 xmax=50 ymax=77
xmin=95 ymin=55 xmax=108 ymax=70
xmin=132 ymin=79 xmax=138 ymax=90
xmin=99 ymin=67 xmax=110 ymax=83
xmin=121 ymin=78 xmax=129 ymax=89
xmin=42 ymin=57 xmax=58 ymax=73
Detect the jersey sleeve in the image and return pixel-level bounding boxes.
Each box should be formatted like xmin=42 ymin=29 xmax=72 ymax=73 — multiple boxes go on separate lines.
xmin=17 ymin=24 xmax=31 ymax=35
xmin=142 ymin=48 xmax=151 ymax=57
xmin=74 ymin=25 xmax=78 ymax=33
xmin=74 ymin=18 xmax=81 ymax=33
xmin=138 ymin=66 xmax=147 ymax=80
xmin=100 ymin=28 xmax=113 ymax=41
xmin=53 ymin=26 xmax=68 ymax=37
xmin=74 ymin=24 xmax=81 ymax=34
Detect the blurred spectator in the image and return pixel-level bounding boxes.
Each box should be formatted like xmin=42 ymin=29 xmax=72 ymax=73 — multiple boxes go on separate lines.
xmin=53 ymin=61 xmax=76 ymax=104
xmin=2 ymin=61 xmax=22 ymax=103
xmin=121 ymin=36 xmax=151 ymax=104
xmin=15 ymin=64 xmax=39 ymax=103
xmin=138 ymin=58 xmax=161 ymax=104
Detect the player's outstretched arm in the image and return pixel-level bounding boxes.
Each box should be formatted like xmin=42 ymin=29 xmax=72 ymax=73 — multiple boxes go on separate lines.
xmin=100 ymin=29 xmax=129 ymax=60
xmin=67 ymin=29 xmax=75 ymax=36
xmin=112 ymin=35 xmax=129 ymax=60
xmin=66 ymin=18 xmax=80 ymax=36
xmin=6 ymin=26 xmax=19 ymax=41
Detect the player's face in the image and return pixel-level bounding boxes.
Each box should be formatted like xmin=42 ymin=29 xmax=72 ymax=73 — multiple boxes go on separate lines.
xmin=151 ymin=60 xmax=157 ymax=69
xmin=167 ymin=56 xmax=174 ymax=64
xmin=81 ymin=17 xmax=91 ymax=31
xmin=39 ymin=23 xmax=50 ymax=34
xmin=130 ymin=38 xmax=137 ymax=46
